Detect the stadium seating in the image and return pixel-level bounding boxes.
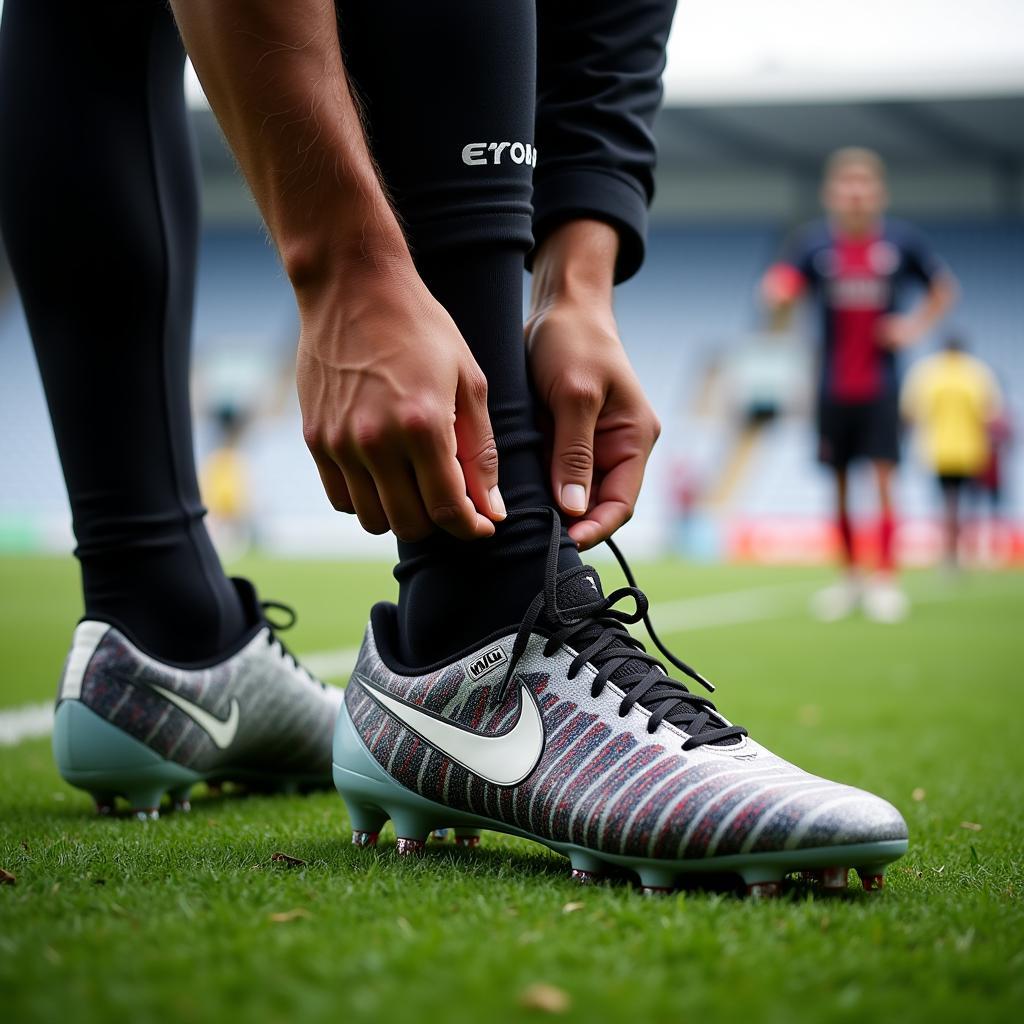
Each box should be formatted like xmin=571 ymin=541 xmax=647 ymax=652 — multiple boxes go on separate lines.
xmin=1 ymin=221 xmax=1019 ymax=557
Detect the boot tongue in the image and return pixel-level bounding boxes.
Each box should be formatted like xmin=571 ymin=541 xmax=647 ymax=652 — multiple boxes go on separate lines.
xmin=550 ymin=567 xmax=651 ymax=683
xmin=554 ymin=567 xmax=606 ymax=614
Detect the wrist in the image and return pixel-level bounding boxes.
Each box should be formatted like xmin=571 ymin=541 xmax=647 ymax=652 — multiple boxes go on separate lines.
xmin=282 ymin=216 xmax=412 ymax=297
xmin=530 ymin=219 xmax=618 ymax=313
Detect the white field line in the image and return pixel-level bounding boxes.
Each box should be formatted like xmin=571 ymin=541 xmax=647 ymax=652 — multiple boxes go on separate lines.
xmin=0 ymin=701 xmax=55 ymax=747
xmin=0 ymin=575 xmax=1016 ymax=748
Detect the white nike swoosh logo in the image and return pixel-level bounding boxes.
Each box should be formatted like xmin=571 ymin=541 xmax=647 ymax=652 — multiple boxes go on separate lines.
xmin=149 ymin=683 xmax=240 ymax=750
xmin=360 ymin=677 xmax=544 ymax=787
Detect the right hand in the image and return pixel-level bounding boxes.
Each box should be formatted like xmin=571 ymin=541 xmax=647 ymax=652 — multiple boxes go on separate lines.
xmin=296 ymin=261 xmax=505 ymax=543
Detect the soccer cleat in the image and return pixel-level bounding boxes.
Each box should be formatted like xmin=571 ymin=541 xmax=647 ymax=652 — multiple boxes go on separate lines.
xmin=862 ymin=577 xmax=909 ymax=624
xmin=52 ymin=578 xmax=343 ymax=818
xmin=810 ymin=574 xmax=862 ymax=622
xmin=333 ymin=509 xmax=908 ymax=895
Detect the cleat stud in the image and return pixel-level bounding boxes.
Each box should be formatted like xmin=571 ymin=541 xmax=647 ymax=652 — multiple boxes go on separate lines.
xmin=820 ymin=866 xmax=850 ymax=891
xmin=351 ymin=830 xmax=379 ymax=848
xmin=453 ymin=829 xmax=481 ymax=849
xmin=800 ymin=870 xmax=823 ymax=885
xmin=641 ymin=886 xmax=674 ymax=896
xmin=389 ymin=809 xmax=434 ymax=843
xmin=169 ymin=784 xmax=193 ymax=813
xmin=637 ymin=866 xmax=677 ymax=893
xmin=92 ymin=793 xmax=116 ymax=817
xmin=395 ymin=837 xmax=426 ymax=857
xmin=126 ymin=786 xmax=166 ymax=821
xmin=746 ymin=881 xmax=782 ymax=899
xmin=856 ymin=865 xmax=886 ymax=892
xmin=569 ymin=849 xmax=606 ymax=882
xmin=343 ymin=802 xmax=389 ymax=837
xmin=431 ymin=829 xmax=450 ymax=842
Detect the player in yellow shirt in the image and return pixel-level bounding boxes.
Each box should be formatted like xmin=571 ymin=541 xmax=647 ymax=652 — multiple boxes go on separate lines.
xmin=902 ymin=337 xmax=1002 ymax=567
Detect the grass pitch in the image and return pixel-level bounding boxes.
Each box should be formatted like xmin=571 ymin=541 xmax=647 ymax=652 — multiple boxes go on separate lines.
xmin=1 ymin=554 xmax=1022 ymax=1024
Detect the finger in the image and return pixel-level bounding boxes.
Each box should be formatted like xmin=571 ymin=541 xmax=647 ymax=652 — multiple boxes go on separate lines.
xmin=360 ymin=449 xmax=433 ymax=542
xmin=550 ymin=379 xmax=602 ymax=517
xmin=407 ymin=421 xmax=496 ymax=541
xmin=337 ymin=458 xmax=390 ymax=535
xmin=310 ymin=450 xmax=354 ymax=514
xmin=567 ymin=452 xmax=646 ymax=550
xmin=454 ymin=368 xmax=505 ymax=522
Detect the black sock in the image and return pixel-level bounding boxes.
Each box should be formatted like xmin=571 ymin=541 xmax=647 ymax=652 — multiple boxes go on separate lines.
xmin=0 ymin=0 xmax=247 ymax=662
xmin=393 ymin=249 xmax=580 ymax=664
xmin=337 ymin=0 xmax=581 ymax=666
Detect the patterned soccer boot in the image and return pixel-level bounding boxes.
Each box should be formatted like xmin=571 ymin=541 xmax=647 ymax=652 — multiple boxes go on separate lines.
xmin=334 ymin=512 xmax=907 ymax=895
xmin=53 ymin=578 xmax=343 ymax=818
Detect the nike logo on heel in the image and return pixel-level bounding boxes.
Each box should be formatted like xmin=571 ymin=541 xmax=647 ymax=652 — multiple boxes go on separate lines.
xmin=149 ymin=683 xmax=240 ymax=749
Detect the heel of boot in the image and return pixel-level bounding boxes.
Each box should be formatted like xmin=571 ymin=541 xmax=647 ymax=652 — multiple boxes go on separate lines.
xmin=53 ymin=700 xmax=201 ymax=818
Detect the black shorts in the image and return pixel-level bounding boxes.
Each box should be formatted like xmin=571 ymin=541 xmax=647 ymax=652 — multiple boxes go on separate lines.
xmin=938 ymin=473 xmax=971 ymax=495
xmin=817 ymin=391 xmax=900 ymax=468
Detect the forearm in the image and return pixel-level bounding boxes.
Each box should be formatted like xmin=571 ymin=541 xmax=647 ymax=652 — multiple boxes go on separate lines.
xmin=170 ymin=0 xmax=407 ymax=288
xmin=913 ymin=274 xmax=959 ymax=331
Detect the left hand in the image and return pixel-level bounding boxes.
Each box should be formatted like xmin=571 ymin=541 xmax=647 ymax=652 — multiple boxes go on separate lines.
xmin=876 ymin=313 xmax=925 ymax=350
xmin=526 ymin=299 xmax=660 ymax=550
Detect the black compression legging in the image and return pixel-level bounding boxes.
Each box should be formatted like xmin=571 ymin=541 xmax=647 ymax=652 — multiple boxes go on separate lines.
xmin=0 ymin=0 xmax=578 ymax=666
xmin=0 ymin=0 xmax=247 ymax=662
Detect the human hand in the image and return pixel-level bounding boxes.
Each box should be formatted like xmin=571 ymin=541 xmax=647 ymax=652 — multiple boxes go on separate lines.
xmin=296 ymin=261 xmax=504 ymax=542
xmin=526 ymin=299 xmax=660 ymax=550
xmin=876 ymin=313 xmax=925 ymax=350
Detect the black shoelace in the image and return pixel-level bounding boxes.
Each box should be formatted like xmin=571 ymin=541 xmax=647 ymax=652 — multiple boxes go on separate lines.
xmin=260 ymin=600 xmax=326 ymax=689
xmin=498 ymin=508 xmax=747 ymax=751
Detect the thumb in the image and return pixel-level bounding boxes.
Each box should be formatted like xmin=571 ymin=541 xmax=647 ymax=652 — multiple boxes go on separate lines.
xmin=454 ymin=366 xmax=505 ymax=522
xmin=551 ymin=380 xmax=601 ymax=517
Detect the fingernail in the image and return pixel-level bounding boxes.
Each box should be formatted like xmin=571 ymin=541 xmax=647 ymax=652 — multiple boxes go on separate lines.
xmin=561 ymin=483 xmax=587 ymax=514
xmin=488 ymin=485 xmax=506 ymax=520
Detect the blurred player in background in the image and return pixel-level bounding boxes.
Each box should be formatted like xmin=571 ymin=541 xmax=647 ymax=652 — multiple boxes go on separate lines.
xmin=762 ymin=148 xmax=958 ymax=622
xmin=902 ymin=336 xmax=1003 ymax=569
xmin=200 ymin=404 xmax=254 ymax=561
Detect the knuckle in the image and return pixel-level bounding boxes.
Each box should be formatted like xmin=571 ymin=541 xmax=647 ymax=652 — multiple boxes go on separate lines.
xmin=559 ymin=438 xmax=594 ymax=474
xmin=428 ymin=501 xmax=465 ymax=529
xmin=328 ymin=492 xmax=354 ymax=514
xmin=357 ymin=514 xmax=389 ymax=536
xmin=324 ymin=428 xmax=349 ymax=456
xmin=302 ymin=423 xmax=324 ymax=451
xmin=470 ymin=439 xmax=499 ymax=475
xmin=353 ymin=418 xmax=387 ymax=453
xmin=397 ymin=404 xmax=437 ymax=438
xmin=465 ymin=371 xmax=489 ymax=405
xmin=558 ymin=377 xmax=602 ymax=410
xmin=393 ymin=520 xmax=432 ymax=543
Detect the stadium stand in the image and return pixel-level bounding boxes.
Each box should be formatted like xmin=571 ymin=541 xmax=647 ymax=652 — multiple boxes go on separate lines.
xmin=2 ymin=93 xmax=1021 ymax=560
